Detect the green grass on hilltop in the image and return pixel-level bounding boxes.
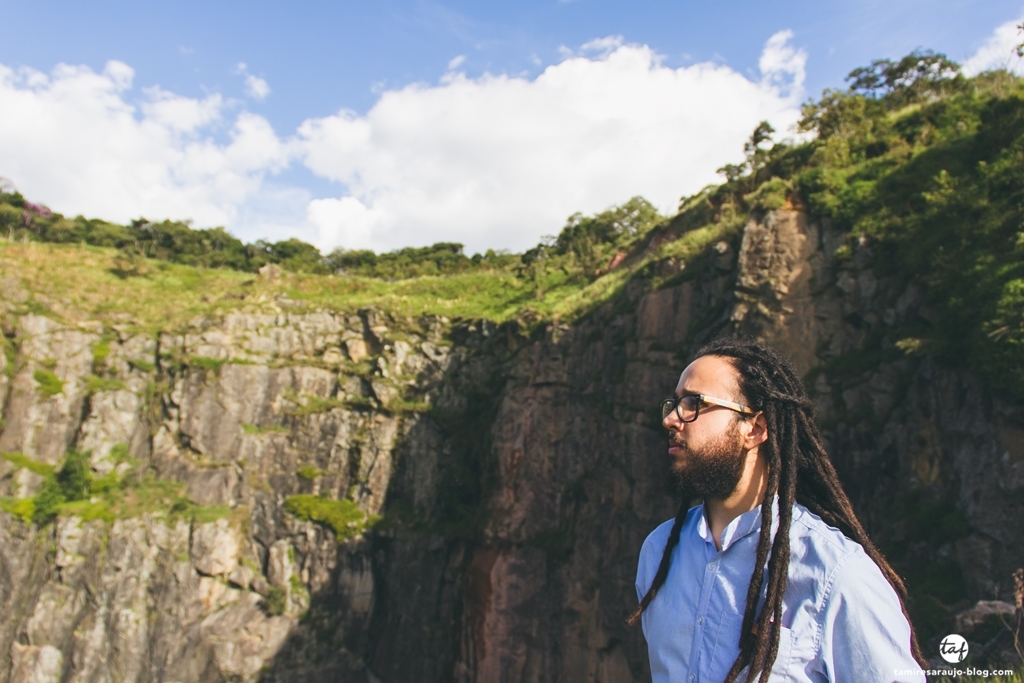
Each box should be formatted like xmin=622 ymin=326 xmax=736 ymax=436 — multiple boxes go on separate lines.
xmin=0 ymin=192 xmax=705 ymax=333
xmin=0 ymin=192 xmax=743 ymax=336
xmin=0 ymin=232 xmax=654 ymax=332
xmin=0 ymin=241 xmax=255 ymax=333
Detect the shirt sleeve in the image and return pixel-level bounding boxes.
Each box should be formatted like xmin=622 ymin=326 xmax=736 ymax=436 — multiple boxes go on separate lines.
xmin=636 ymin=531 xmax=654 ymax=604
xmin=636 ymin=520 xmax=672 ymax=604
xmin=818 ymin=550 xmax=925 ymax=683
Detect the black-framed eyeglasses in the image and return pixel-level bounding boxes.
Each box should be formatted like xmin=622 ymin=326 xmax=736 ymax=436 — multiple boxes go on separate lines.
xmin=660 ymin=394 xmax=756 ymax=422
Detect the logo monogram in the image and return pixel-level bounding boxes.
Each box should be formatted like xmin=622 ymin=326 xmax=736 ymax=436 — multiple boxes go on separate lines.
xmin=939 ymin=634 xmax=969 ymax=664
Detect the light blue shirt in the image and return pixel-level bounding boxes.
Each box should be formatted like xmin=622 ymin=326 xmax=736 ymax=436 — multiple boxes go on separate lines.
xmin=635 ymin=502 xmax=924 ymax=683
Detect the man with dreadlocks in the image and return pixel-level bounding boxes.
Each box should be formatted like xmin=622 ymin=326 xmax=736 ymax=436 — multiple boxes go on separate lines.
xmin=631 ymin=338 xmax=927 ymax=683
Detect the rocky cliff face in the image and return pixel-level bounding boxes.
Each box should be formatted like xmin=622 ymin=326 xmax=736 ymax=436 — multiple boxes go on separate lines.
xmin=1 ymin=208 xmax=1021 ymax=682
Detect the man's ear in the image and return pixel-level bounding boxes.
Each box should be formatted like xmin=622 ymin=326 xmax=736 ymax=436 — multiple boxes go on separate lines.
xmin=742 ymin=413 xmax=768 ymax=451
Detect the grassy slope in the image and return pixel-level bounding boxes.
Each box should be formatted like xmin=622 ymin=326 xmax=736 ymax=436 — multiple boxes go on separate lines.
xmin=0 ymin=217 xmax=733 ymax=335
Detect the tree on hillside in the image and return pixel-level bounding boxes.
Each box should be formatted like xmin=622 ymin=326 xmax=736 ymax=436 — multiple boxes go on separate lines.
xmin=744 ymin=121 xmax=776 ymax=174
xmin=846 ymin=50 xmax=962 ymax=108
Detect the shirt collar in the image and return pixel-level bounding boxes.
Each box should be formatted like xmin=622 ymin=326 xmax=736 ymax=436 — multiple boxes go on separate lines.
xmin=695 ymin=496 xmax=780 ymax=552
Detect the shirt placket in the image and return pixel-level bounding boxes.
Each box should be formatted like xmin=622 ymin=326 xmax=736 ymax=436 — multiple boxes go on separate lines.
xmin=686 ymin=540 xmax=721 ymax=682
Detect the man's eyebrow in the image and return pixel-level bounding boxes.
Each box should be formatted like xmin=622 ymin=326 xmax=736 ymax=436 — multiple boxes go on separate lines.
xmin=674 ymin=388 xmax=699 ymax=398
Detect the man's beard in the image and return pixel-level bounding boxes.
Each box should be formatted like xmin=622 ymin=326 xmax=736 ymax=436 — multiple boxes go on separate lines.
xmin=670 ymin=427 xmax=747 ymax=499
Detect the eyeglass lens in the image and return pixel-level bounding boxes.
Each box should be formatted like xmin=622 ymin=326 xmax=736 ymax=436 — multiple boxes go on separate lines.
xmin=661 ymin=395 xmax=700 ymax=421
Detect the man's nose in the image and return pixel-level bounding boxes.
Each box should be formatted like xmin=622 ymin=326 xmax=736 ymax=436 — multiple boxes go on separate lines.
xmin=663 ymin=410 xmax=682 ymax=431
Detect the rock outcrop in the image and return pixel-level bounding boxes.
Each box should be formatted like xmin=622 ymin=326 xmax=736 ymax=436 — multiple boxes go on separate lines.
xmin=1 ymin=208 xmax=1022 ymax=682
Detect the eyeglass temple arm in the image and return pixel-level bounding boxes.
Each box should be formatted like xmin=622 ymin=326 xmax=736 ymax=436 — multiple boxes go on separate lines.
xmin=700 ymin=394 xmax=755 ymax=415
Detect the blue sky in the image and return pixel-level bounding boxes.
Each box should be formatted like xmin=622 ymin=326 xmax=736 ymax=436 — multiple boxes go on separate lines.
xmin=0 ymin=1 xmax=1022 ymax=254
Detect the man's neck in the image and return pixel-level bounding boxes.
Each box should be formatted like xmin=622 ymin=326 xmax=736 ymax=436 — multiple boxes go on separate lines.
xmin=705 ymin=449 xmax=768 ymax=552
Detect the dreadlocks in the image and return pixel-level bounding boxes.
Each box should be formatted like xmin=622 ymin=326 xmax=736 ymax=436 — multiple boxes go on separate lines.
xmin=628 ymin=337 xmax=927 ymax=682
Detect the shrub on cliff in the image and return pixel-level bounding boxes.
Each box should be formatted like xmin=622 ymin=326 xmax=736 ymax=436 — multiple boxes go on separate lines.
xmin=0 ymin=447 xmax=239 ymax=527
xmin=32 ymin=369 xmax=64 ymax=397
xmin=283 ymin=494 xmax=377 ymax=541
xmin=31 ymin=448 xmax=90 ymax=524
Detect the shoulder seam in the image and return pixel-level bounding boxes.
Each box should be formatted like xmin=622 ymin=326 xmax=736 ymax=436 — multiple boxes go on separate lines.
xmin=793 ymin=509 xmax=858 ymax=557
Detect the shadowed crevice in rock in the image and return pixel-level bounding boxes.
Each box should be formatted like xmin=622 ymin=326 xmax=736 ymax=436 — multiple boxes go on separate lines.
xmin=257 ymin=324 xmax=513 ymax=683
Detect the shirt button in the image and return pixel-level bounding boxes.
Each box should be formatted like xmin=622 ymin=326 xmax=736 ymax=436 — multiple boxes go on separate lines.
xmin=697 ymin=615 xmax=704 ymax=624
xmin=689 ymin=674 xmax=696 ymax=681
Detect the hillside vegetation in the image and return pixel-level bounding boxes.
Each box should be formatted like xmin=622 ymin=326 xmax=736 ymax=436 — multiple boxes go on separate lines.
xmin=3 ymin=52 xmax=1024 ymax=403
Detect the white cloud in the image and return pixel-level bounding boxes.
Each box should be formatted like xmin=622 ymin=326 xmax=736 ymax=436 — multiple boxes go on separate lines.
xmin=0 ymin=31 xmax=807 ymax=256
xmin=447 ymin=55 xmax=466 ymax=70
xmin=235 ymin=62 xmax=271 ymax=100
xmin=298 ymin=31 xmax=806 ymax=254
xmin=0 ymin=59 xmax=292 ymax=229
xmin=759 ymin=30 xmax=807 ymax=96
xmin=580 ymin=35 xmax=625 ymax=57
xmin=244 ymin=74 xmax=271 ymax=100
xmin=962 ymin=16 xmax=1024 ymax=76
xmin=141 ymin=86 xmax=223 ymax=132
xmin=307 ymin=197 xmax=383 ymax=252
